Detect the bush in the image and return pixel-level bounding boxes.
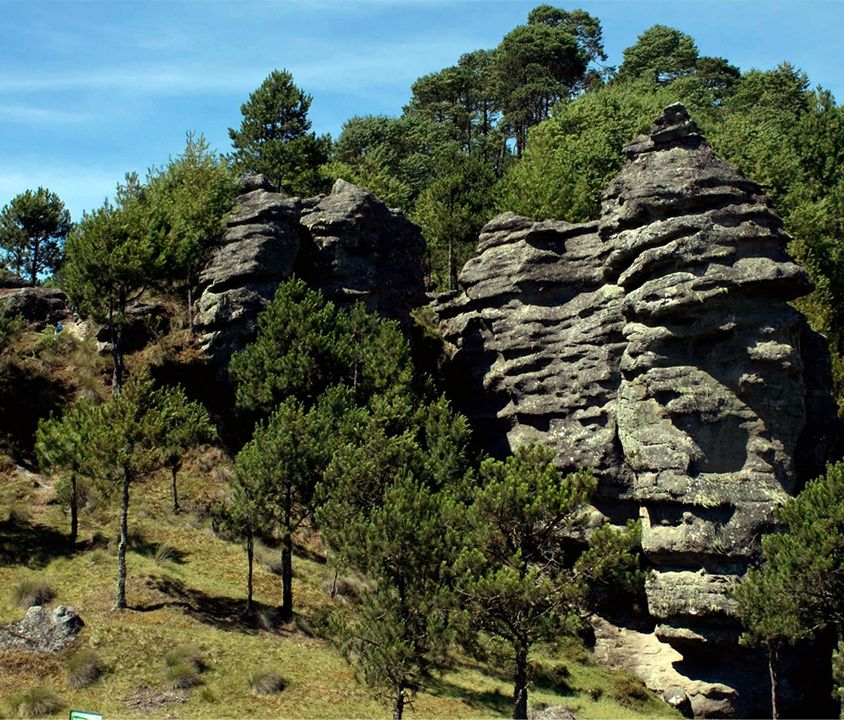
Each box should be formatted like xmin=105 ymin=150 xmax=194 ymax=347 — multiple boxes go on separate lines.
xmin=164 ymin=645 xmax=206 ymax=672
xmin=164 ymin=644 xmax=206 ymax=689
xmin=154 ymin=543 xmax=177 ymax=566
xmin=249 ymin=668 xmax=286 ymax=695
xmin=609 ymin=674 xmax=650 ymax=707
xmin=11 ymin=579 xmax=55 ymax=608
xmin=66 ymin=649 xmax=105 ymax=688
xmin=8 ymin=686 xmax=61 ymax=717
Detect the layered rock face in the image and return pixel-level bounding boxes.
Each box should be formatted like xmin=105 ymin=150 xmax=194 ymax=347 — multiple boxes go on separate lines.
xmin=195 ymin=176 xmax=426 ymax=366
xmin=435 ymin=105 xmax=839 ymax=716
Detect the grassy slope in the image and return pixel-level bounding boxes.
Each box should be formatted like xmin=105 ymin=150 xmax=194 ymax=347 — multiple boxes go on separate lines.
xmin=0 ymin=463 xmax=678 ymax=720
xmin=0 ymin=328 xmax=678 ymax=719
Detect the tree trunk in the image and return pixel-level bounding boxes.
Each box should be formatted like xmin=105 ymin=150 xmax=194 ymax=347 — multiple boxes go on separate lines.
xmin=769 ymin=644 xmax=779 ymax=720
xmin=30 ymin=238 xmax=39 ymax=286
xmin=513 ymin=643 xmax=529 ymax=720
xmin=111 ymin=293 xmax=125 ymax=394
xmin=448 ymin=236 xmax=457 ymax=292
xmin=392 ymin=681 xmax=406 ymax=720
xmin=187 ymin=272 xmax=194 ymax=333
xmin=280 ymin=529 xmax=293 ymax=621
xmin=69 ymin=474 xmax=78 ymax=548
xmin=246 ymin=532 xmax=254 ymax=614
xmin=115 ymin=467 xmax=130 ymax=610
xmin=171 ymin=465 xmax=180 ymax=514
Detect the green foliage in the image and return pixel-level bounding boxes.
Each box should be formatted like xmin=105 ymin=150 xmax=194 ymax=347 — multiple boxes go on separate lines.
xmin=833 ymin=641 xmax=844 ymax=705
xmin=234 ymin=397 xmax=329 ymax=618
xmin=7 ymin=686 xmax=62 ymax=718
xmin=411 ymin=148 xmax=496 ymax=290
xmin=497 ymin=81 xmax=677 ymax=221
xmin=735 ymin=462 xmax=844 ymax=703
xmin=10 ymin=577 xmax=55 ymax=608
xmin=0 ymin=311 xmax=25 ymax=348
xmin=229 ymin=69 xmax=331 ymax=196
xmin=334 ymin=475 xmax=462 ymax=719
xmin=0 ymin=187 xmax=71 ymax=285
xmin=617 ymin=24 xmax=698 ymax=85
xmin=154 ymin=384 xmax=216 ymax=512
xmin=458 ymin=444 xmax=596 ymax=719
xmin=576 ymin=520 xmax=645 ymax=612
xmin=63 ymin=182 xmax=162 ymax=390
xmin=143 ymin=133 xmax=237 ymax=325
xmin=36 ymin=396 xmax=95 ymax=540
xmin=65 ymin=649 xmax=105 ymax=689
xmin=230 ymin=279 xmax=415 ymax=417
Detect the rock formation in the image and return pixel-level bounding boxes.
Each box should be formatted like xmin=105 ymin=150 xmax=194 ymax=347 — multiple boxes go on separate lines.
xmin=0 ymin=605 xmax=83 ymax=653
xmin=195 ymin=176 xmax=426 ymax=367
xmin=435 ymin=104 xmax=840 ymax=716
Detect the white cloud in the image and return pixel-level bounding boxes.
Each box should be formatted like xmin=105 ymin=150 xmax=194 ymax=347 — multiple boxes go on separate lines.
xmin=0 ymin=104 xmax=91 ymax=124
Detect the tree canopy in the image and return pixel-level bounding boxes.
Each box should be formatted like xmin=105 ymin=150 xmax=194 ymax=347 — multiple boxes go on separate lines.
xmin=0 ymin=187 xmax=71 ymax=285
xmin=229 ymin=69 xmax=331 ymax=196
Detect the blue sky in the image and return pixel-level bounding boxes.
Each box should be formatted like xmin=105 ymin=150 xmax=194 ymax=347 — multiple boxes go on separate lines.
xmin=1 ymin=0 xmax=842 ymax=220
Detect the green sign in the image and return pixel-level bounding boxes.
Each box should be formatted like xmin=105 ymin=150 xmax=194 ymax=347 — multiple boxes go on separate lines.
xmin=69 ymin=711 xmax=102 ymax=720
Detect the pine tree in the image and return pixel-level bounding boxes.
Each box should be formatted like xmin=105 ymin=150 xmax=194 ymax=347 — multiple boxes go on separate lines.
xmin=154 ymin=385 xmax=216 ymax=514
xmin=234 ymin=398 xmax=328 ymax=621
xmin=734 ymin=462 xmax=844 ymax=718
xmin=331 ymin=475 xmax=462 ymax=720
xmin=0 ymin=187 xmax=71 ymax=285
xmin=35 ymin=398 xmax=100 ymax=547
xmin=458 ymin=445 xmax=596 ymax=720
xmin=229 ymin=69 xmax=331 ymax=196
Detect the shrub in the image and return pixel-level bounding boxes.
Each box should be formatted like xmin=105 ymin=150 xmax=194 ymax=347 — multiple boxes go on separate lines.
xmin=609 ymin=674 xmax=650 ymax=707
xmin=154 ymin=543 xmax=177 ymax=566
xmin=164 ymin=645 xmax=206 ymax=672
xmin=11 ymin=579 xmax=55 ymax=608
xmin=66 ymin=649 xmax=104 ymax=689
xmin=8 ymin=686 xmax=61 ymax=717
xmin=249 ymin=668 xmax=286 ymax=695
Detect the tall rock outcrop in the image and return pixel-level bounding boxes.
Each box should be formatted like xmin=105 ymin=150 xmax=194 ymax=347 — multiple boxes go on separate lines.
xmin=194 ymin=176 xmax=426 ymax=368
xmin=435 ymin=104 xmax=840 ymax=716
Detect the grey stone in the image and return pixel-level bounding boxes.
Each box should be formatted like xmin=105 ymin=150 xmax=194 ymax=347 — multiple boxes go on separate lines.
xmin=0 ymin=287 xmax=70 ymax=328
xmin=194 ymin=177 xmax=427 ymax=369
xmin=434 ymin=104 xmax=841 ymax=716
xmin=0 ymin=605 xmax=83 ymax=653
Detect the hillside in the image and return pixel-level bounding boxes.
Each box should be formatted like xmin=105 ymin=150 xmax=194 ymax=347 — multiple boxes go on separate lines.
xmin=0 ymin=442 xmax=675 ymax=720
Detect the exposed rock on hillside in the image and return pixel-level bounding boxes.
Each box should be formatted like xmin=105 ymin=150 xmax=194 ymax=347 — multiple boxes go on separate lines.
xmin=300 ymin=179 xmax=427 ymax=320
xmin=0 ymin=287 xmax=70 ymax=329
xmin=435 ymin=104 xmax=840 ymax=716
xmin=0 ymin=605 xmax=83 ymax=653
xmin=194 ymin=176 xmax=426 ymax=368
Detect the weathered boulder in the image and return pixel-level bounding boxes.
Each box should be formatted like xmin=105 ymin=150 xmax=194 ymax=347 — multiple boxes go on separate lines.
xmin=194 ymin=176 xmax=427 ymax=369
xmin=95 ymin=300 xmax=171 ymax=353
xmin=300 ymin=179 xmax=427 ymax=321
xmin=0 ymin=287 xmax=70 ymax=328
xmin=0 ymin=605 xmax=83 ymax=652
xmin=194 ymin=177 xmax=303 ymax=363
xmin=435 ymin=104 xmax=840 ymax=716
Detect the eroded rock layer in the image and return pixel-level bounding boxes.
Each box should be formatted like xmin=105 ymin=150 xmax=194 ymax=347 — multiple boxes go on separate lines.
xmin=195 ymin=176 xmax=426 ymax=366
xmin=435 ymin=104 xmax=840 ymax=716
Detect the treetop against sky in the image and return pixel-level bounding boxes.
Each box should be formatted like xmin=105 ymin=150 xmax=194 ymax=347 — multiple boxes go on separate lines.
xmin=1 ymin=0 xmax=842 ymax=220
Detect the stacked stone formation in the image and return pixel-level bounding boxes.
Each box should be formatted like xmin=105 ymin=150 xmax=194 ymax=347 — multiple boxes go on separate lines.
xmin=195 ymin=176 xmax=427 ymax=366
xmin=435 ymin=104 xmax=839 ymax=715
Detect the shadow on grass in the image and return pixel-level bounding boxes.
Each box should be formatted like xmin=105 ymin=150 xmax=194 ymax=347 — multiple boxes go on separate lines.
xmin=0 ymin=516 xmax=71 ymax=568
xmin=427 ymin=674 xmax=512 ymax=716
xmin=133 ymin=576 xmax=285 ymax=634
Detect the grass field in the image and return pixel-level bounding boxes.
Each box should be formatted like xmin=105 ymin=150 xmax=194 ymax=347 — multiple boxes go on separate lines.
xmin=0 ymin=454 xmax=679 ymax=719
